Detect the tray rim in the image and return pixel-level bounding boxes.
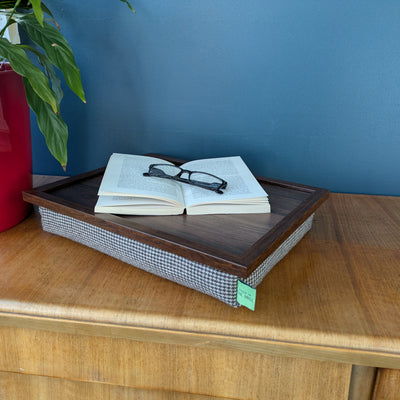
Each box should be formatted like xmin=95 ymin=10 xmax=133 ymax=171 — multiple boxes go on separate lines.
xmin=23 ymin=154 xmax=329 ymax=278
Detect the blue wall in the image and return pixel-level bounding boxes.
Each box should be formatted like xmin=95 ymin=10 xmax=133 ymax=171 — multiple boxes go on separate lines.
xmin=32 ymin=0 xmax=400 ymax=195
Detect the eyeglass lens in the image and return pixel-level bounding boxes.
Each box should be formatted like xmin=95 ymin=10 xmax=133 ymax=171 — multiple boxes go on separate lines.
xmin=145 ymin=164 xmax=227 ymax=193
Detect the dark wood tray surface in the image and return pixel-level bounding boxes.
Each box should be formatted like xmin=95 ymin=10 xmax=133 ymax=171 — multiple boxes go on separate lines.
xmin=23 ymin=154 xmax=329 ymax=278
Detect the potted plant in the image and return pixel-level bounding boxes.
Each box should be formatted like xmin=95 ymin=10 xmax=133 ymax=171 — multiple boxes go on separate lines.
xmin=0 ymin=0 xmax=134 ymax=231
xmin=1 ymin=0 xmax=134 ymax=168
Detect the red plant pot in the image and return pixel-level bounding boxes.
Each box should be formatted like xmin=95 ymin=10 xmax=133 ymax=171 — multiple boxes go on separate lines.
xmin=0 ymin=63 xmax=32 ymax=232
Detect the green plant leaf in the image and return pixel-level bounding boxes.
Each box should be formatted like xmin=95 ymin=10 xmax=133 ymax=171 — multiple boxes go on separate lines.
xmin=0 ymin=15 xmax=16 ymax=38
xmin=0 ymin=1 xmax=20 ymax=11
xmin=120 ymin=0 xmax=135 ymax=12
xmin=36 ymin=51 xmax=64 ymax=108
xmin=0 ymin=37 xmax=58 ymax=113
xmin=23 ymin=77 xmax=68 ymax=169
xmin=40 ymin=2 xmax=54 ymax=19
xmin=0 ymin=1 xmax=31 ymax=9
xmin=29 ymin=0 xmax=44 ymax=26
xmin=26 ymin=44 xmax=64 ymax=107
xmin=18 ymin=13 xmax=86 ymax=103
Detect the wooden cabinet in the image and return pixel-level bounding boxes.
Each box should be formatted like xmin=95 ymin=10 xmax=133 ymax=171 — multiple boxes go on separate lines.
xmin=0 ymin=186 xmax=399 ymax=399
xmin=372 ymin=369 xmax=400 ymax=400
xmin=0 ymin=327 xmax=351 ymax=399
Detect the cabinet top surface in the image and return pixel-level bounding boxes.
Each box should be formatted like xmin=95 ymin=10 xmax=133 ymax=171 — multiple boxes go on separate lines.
xmin=1 ymin=185 xmax=400 ymax=365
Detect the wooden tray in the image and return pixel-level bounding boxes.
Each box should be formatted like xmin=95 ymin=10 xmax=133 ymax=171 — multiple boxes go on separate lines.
xmin=23 ymin=154 xmax=329 ymax=280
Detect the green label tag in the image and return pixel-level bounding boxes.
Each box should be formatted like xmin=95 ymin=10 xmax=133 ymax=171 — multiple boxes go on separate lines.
xmin=237 ymin=280 xmax=256 ymax=311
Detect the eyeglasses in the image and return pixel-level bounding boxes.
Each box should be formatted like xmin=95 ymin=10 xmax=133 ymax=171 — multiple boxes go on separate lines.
xmin=143 ymin=164 xmax=227 ymax=194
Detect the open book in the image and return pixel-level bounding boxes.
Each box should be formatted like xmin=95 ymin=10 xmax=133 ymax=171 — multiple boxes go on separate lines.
xmin=94 ymin=154 xmax=270 ymax=216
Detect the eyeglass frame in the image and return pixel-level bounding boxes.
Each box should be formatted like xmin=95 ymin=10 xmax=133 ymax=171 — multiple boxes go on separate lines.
xmin=143 ymin=163 xmax=227 ymax=194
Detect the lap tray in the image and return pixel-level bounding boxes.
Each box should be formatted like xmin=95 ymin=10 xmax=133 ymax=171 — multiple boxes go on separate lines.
xmin=23 ymin=154 xmax=329 ymax=308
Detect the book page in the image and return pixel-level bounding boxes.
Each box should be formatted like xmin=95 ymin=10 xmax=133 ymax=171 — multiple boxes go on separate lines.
xmin=98 ymin=154 xmax=185 ymax=204
xmin=181 ymin=156 xmax=268 ymax=206
xmin=96 ymin=195 xmax=178 ymax=207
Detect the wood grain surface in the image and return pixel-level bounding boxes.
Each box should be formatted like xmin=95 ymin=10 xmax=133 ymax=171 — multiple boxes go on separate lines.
xmin=0 ymin=326 xmax=351 ymax=400
xmin=372 ymin=368 xmax=400 ymax=400
xmin=2 ymin=193 xmax=400 ymax=367
xmin=24 ymin=158 xmax=329 ymax=277
xmin=1 ymin=186 xmax=400 ymax=398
